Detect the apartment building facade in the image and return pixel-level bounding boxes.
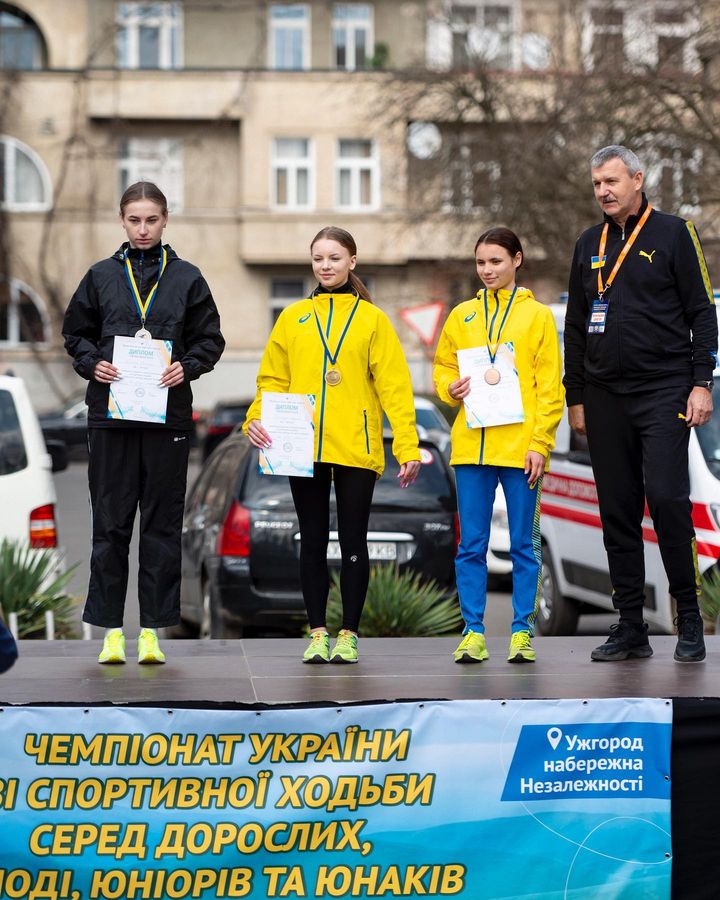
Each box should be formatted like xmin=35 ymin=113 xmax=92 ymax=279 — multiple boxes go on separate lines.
xmin=0 ymin=0 xmax=715 ymax=407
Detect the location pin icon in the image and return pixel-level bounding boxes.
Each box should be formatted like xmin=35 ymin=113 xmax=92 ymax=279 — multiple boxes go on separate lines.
xmin=547 ymin=727 xmax=562 ymax=751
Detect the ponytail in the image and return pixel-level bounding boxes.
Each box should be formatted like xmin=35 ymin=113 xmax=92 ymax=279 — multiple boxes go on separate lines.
xmin=349 ymin=271 xmax=372 ymax=303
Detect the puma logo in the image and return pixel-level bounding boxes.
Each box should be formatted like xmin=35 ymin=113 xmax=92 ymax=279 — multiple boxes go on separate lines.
xmin=639 ymin=250 xmax=656 ymax=263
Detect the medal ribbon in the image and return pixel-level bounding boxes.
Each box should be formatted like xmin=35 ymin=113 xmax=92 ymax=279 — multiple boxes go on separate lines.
xmin=482 ymin=286 xmax=517 ymax=365
xmin=123 ymin=245 xmax=168 ymax=328
xmin=596 ymin=204 xmax=652 ymax=297
xmin=312 ymin=294 xmax=361 ymax=367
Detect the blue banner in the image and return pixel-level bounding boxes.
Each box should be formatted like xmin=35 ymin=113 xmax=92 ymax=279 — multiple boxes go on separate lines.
xmin=0 ymin=698 xmax=671 ymax=899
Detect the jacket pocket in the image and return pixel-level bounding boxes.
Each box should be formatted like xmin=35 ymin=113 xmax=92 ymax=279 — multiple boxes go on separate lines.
xmin=363 ymin=410 xmax=370 ymax=454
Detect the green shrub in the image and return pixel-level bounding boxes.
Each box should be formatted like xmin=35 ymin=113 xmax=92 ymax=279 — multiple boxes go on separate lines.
xmin=0 ymin=539 xmax=79 ymax=639
xmin=326 ymin=564 xmax=462 ymax=637
xmin=699 ymin=566 xmax=720 ymax=633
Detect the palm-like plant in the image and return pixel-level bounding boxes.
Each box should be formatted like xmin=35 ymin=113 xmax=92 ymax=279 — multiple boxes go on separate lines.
xmin=699 ymin=566 xmax=720 ymax=634
xmin=0 ymin=539 xmax=79 ymax=639
xmin=326 ymin=564 xmax=462 ymax=637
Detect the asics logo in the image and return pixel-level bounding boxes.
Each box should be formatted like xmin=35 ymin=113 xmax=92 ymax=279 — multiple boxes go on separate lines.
xmin=299 ymin=313 xmax=311 ymax=323
xmin=639 ymin=250 xmax=656 ymax=263
xmin=464 ymin=312 xmax=477 ymax=323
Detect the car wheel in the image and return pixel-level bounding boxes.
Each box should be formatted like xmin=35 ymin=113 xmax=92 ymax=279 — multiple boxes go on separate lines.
xmin=536 ymin=545 xmax=579 ymax=636
xmin=200 ymin=576 xmax=243 ymax=639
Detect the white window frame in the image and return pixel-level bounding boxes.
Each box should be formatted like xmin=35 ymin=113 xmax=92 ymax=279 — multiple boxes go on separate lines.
xmin=429 ymin=1 xmax=520 ymax=71
xmin=642 ymin=137 xmax=702 ymax=217
xmin=268 ymin=4 xmax=310 ymax=70
xmin=0 ymin=134 xmax=52 ymax=212
xmin=442 ymin=139 xmax=502 ymax=215
xmin=582 ymin=1 xmax=698 ymax=73
xmin=116 ymin=2 xmax=183 ymax=70
xmin=335 ymin=139 xmax=380 ymax=212
xmin=117 ymin=138 xmax=183 ymax=212
xmin=332 ymin=3 xmax=374 ymax=71
xmin=269 ymin=277 xmax=308 ymax=325
xmin=270 ymin=138 xmax=314 ymax=211
xmin=0 ymin=277 xmax=49 ymax=347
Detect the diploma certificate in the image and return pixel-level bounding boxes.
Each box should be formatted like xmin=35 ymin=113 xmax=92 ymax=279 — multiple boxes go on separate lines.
xmin=108 ymin=336 xmax=172 ymax=424
xmin=458 ymin=343 xmax=524 ymax=429
xmin=259 ymin=392 xmax=316 ymax=478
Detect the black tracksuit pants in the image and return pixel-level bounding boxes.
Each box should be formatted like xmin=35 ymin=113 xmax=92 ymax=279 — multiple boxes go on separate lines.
xmin=289 ymin=462 xmax=376 ymax=633
xmin=584 ymin=382 xmax=700 ymax=622
xmin=83 ymin=427 xmax=190 ymax=629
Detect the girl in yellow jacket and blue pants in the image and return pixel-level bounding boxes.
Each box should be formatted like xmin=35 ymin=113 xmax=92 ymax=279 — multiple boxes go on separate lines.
xmin=434 ymin=227 xmax=564 ymax=664
xmin=245 ymin=226 xmax=421 ymax=664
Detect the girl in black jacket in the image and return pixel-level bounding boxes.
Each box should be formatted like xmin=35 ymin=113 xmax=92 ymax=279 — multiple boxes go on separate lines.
xmin=63 ymin=182 xmax=224 ymax=664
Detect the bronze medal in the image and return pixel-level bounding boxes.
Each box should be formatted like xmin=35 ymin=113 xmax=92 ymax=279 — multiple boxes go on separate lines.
xmin=325 ymin=368 xmax=342 ymax=386
xmin=484 ymin=367 xmax=501 ymax=386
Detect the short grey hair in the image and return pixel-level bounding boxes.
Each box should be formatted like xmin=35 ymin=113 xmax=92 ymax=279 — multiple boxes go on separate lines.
xmin=590 ymin=145 xmax=643 ymax=177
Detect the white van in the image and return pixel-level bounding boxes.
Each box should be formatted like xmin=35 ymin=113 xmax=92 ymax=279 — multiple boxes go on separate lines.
xmin=0 ymin=374 xmax=66 ymax=565
xmin=534 ymin=305 xmax=720 ymax=635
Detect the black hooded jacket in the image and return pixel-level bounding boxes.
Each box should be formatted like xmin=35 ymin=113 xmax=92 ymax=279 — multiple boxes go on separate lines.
xmin=63 ymin=242 xmax=225 ymax=430
xmin=564 ymin=194 xmax=718 ymax=405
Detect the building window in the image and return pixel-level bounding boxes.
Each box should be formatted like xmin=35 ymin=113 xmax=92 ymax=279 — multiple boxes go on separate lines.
xmin=270 ymin=278 xmax=307 ymax=324
xmin=332 ymin=4 xmax=373 ymax=70
xmin=269 ymin=4 xmax=310 ymax=70
xmin=118 ymin=138 xmax=183 ymax=211
xmin=0 ymin=135 xmax=52 ymax=211
xmin=583 ymin=2 xmax=697 ymax=73
xmin=336 ymin=139 xmax=379 ymax=211
xmin=642 ymin=139 xmax=702 ymax=216
xmin=0 ymin=4 xmax=45 ymax=69
xmin=271 ymin=138 xmax=313 ymax=210
xmin=446 ymin=1 xmax=518 ymax=69
xmin=116 ymin=2 xmax=183 ymax=70
xmin=442 ymin=136 xmax=501 ymax=214
xmin=0 ymin=278 xmax=48 ymax=345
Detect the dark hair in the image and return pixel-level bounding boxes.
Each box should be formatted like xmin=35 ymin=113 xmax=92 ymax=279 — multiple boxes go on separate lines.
xmin=474 ymin=227 xmax=524 ymax=269
xmin=119 ymin=181 xmax=169 ymax=217
xmin=310 ymin=226 xmax=372 ymax=302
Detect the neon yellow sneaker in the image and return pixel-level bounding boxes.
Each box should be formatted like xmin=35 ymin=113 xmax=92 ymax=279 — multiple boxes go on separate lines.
xmin=138 ymin=629 xmax=166 ymax=665
xmin=303 ymin=631 xmax=330 ymax=664
xmin=508 ymin=630 xmax=535 ymax=664
xmin=453 ymin=630 xmax=489 ymax=663
xmin=330 ymin=630 xmax=358 ymax=664
xmin=98 ymin=630 xmax=125 ymax=664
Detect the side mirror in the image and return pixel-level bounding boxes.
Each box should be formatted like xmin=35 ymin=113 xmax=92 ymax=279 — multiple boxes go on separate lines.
xmin=46 ymin=439 xmax=68 ymax=473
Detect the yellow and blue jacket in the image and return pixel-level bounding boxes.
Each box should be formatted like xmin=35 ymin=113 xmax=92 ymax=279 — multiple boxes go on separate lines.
xmin=433 ymin=287 xmax=564 ymax=470
xmin=244 ymin=292 xmax=420 ymax=476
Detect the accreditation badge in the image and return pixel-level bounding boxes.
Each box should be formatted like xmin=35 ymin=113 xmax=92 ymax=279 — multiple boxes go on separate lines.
xmin=588 ymin=298 xmax=608 ymax=334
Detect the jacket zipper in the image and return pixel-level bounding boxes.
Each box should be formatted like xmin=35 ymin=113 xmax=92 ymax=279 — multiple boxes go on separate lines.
xmin=479 ymin=428 xmax=485 ymax=465
xmin=363 ymin=410 xmax=370 ymax=454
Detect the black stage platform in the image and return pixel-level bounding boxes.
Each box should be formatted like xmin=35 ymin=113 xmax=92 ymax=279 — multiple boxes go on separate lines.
xmin=3 ymin=635 xmax=720 ymax=705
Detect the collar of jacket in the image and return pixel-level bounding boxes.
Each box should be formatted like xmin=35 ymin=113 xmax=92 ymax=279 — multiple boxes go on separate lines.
xmin=602 ymin=191 xmax=649 ymax=233
xmin=476 ymin=286 xmax=531 ymax=304
xmin=312 ymin=280 xmax=355 ymax=297
xmin=112 ymin=241 xmax=177 ymax=262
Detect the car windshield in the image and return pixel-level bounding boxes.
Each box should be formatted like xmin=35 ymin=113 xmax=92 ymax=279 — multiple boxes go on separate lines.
xmin=695 ymin=377 xmax=720 ymax=479
xmin=242 ymin=442 xmax=453 ymax=511
xmin=213 ymin=405 xmax=250 ymax=426
xmin=0 ymin=389 xmax=27 ymax=475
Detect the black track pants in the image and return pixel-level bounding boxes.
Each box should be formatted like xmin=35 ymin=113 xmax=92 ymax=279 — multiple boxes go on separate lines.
xmin=289 ymin=463 xmax=376 ymax=633
xmin=84 ymin=428 xmax=191 ymax=628
xmin=584 ymin=383 xmax=700 ymax=621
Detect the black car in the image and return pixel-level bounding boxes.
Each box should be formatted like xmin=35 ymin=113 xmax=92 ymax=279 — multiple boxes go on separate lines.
xmin=201 ymin=400 xmax=253 ymax=460
xmin=38 ymin=397 xmax=88 ymax=459
xmin=179 ymin=433 xmax=458 ymax=638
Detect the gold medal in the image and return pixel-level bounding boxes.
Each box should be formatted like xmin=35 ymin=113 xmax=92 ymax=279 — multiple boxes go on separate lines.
xmin=135 ymin=327 xmax=152 ymax=340
xmin=325 ymin=368 xmax=342 ymax=386
xmin=484 ymin=367 xmax=501 ymax=386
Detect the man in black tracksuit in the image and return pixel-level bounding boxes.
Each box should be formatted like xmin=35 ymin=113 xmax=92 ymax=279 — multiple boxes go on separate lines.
xmin=63 ymin=220 xmax=224 ymax=661
xmin=564 ymin=145 xmax=717 ymax=663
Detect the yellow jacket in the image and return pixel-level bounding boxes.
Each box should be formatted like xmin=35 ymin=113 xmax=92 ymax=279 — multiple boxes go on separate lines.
xmin=245 ymin=293 xmax=420 ymax=476
xmin=433 ymin=287 xmax=564 ymax=469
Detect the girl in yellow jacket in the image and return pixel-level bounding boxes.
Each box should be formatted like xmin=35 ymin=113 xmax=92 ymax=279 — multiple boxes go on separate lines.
xmin=434 ymin=227 xmax=564 ymax=665
xmin=245 ymin=226 xmax=421 ymax=664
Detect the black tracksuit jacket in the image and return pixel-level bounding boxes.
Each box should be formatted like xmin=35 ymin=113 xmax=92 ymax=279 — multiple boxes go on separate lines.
xmin=62 ymin=242 xmax=225 ymax=430
xmin=564 ymin=194 xmax=717 ymax=405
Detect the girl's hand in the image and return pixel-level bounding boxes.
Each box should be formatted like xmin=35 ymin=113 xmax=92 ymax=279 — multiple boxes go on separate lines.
xmin=93 ymin=360 xmax=121 ymax=383
xmin=448 ymin=376 xmax=471 ymax=401
xmin=398 ymin=460 xmax=421 ymax=488
xmin=159 ymin=362 xmax=185 ymax=388
xmin=524 ymin=450 xmax=545 ymax=487
xmin=247 ymin=420 xmax=272 ymax=450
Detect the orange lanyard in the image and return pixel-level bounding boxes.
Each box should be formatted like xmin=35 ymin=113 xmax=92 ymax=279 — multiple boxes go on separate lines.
xmin=597 ymin=204 xmax=652 ymax=297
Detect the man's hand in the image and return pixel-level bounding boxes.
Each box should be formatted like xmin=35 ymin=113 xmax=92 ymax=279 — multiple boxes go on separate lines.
xmin=568 ymin=404 xmax=586 ymax=435
xmin=685 ymin=387 xmax=713 ymax=427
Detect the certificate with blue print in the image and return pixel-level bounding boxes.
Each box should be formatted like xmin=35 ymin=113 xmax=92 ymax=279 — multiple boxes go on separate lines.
xmin=259 ymin=392 xmax=315 ymax=477
xmin=108 ymin=336 xmax=172 ymax=424
xmin=458 ymin=343 xmax=525 ymax=429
